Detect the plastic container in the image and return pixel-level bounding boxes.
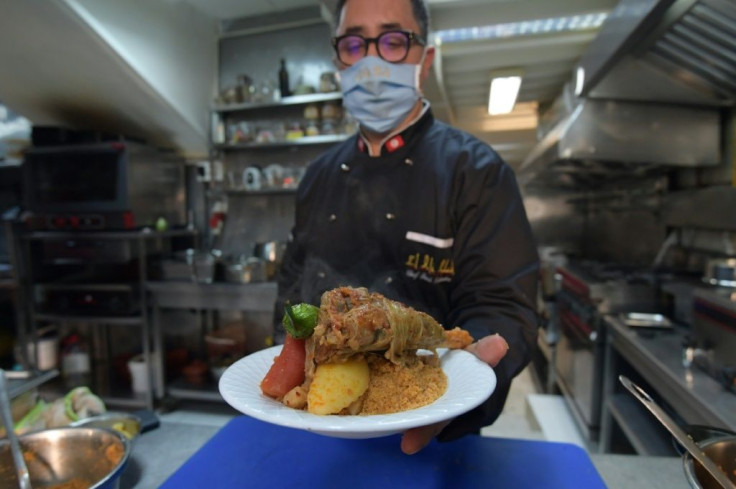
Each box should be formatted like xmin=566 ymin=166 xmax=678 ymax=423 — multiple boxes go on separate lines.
xmin=127 ymin=354 xmax=152 ymax=394
xmin=60 ymin=332 xmax=90 ymax=387
xmin=26 ymin=326 xmax=59 ymax=371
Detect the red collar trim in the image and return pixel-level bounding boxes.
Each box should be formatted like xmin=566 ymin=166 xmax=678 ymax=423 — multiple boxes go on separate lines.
xmin=385 ymin=135 xmax=405 ymax=153
xmin=356 ymin=134 xmax=406 ymax=154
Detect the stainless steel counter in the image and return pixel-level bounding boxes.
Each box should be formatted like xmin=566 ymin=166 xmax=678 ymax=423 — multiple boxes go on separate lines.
xmin=605 ymin=315 xmax=736 ymax=430
xmin=120 ymin=419 xmax=692 ymax=489
xmin=6 ymin=369 xmax=58 ymax=399
xmin=146 ymin=281 xmax=277 ymax=312
xmin=600 ymin=314 xmax=736 ymax=456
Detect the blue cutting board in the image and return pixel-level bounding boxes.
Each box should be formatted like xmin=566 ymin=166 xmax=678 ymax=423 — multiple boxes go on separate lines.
xmin=161 ymin=416 xmax=607 ymax=489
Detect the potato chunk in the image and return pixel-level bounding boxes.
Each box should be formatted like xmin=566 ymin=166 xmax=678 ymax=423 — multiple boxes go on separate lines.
xmin=307 ymin=359 xmax=370 ymax=415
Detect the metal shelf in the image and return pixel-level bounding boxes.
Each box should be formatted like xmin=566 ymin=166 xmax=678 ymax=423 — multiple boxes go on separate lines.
xmin=213 ymin=91 xmax=342 ymax=112
xmin=37 ymin=375 xmax=149 ymax=409
xmin=215 ymin=134 xmax=350 ymax=150
xmin=15 ymin=229 xmax=197 ymax=412
xmin=167 ymin=377 xmax=224 ymax=403
xmin=7 ymin=369 xmax=59 ymax=399
xmin=225 ymin=188 xmax=296 ymax=196
xmin=33 ymin=312 xmax=143 ymax=326
xmin=35 ymin=282 xmax=138 ymax=292
xmin=146 ymin=281 xmax=277 ymax=312
xmin=607 ymin=393 xmax=676 ymax=456
xmin=23 ymin=228 xmax=197 ymax=241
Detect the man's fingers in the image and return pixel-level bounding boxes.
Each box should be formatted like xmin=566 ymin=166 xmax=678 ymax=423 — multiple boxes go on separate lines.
xmin=401 ymin=420 xmax=451 ymax=455
xmin=400 ymin=335 xmax=508 ymax=455
xmin=465 ymin=334 xmax=509 ymax=367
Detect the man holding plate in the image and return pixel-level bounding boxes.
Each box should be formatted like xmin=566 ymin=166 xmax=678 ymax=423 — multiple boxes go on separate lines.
xmin=276 ymin=0 xmax=540 ymax=454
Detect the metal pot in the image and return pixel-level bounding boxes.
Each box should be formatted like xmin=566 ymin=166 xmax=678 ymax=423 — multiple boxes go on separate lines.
xmin=161 ymin=249 xmax=219 ymax=283
xmin=672 ymin=425 xmax=736 ymax=456
xmin=253 ymin=241 xmax=286 ymax=263
xmin=703 ymin=258 xmax=736 ymax=288
xmin=253 ymin=241 xmax=287 ymax=279
xmin=224 ymin=257 xmax=267 ymax=284
xmin=0 ymin=427 xmax=130 ymax=489
xmin=683 ymin=436 xmax=736 ymax=488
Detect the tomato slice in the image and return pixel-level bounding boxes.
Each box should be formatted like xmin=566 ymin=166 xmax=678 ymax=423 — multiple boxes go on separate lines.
xmin=260 ymin=334 xmax=306 ymax=398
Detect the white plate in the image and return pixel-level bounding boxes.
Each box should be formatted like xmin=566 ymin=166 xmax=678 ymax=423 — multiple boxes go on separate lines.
xmin=219 ymin=345 xmax=496 ymax=439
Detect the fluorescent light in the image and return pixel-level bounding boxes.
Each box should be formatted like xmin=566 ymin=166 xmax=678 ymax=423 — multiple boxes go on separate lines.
xmin=574 ymin=66 xmax=585 ymax=96
xmin=488 ymin=75 xmax=522 ymax=115
xmin=434 ymin=12 xmax=609 ymax=44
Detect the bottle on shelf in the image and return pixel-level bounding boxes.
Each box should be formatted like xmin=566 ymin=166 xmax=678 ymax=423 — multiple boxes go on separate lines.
xmin=60 ymin=331 xmax=91 ymax=388
xmin=279 ymin=58 xmax=291 ymax=98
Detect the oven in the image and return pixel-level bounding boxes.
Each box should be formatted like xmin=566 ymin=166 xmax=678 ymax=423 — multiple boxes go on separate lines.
xmin=554 ymin=267 xmax=606 ymax=441
xmin=22 ymin=141 xmax=186 ymax=230
xmin=691 ymin=287 xmax=736 ymax=392
xmin=554 ymin=263 xmax=658 ymax=441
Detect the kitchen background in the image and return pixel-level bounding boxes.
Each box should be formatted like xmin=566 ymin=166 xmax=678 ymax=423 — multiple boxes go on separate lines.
xmin=0 ymin=0 xmax=734 ymax=461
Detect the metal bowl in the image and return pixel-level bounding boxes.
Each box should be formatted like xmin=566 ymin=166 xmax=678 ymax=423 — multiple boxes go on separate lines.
xmin=683 ymin=436 xmax=736 ymax=489
xmin=0 ymin=427 xmax=130 ymax=489
xmin=71 ymin=412 xmax=142 ymax=442
xmin=672 ymin=425 xmax=736 ymax=456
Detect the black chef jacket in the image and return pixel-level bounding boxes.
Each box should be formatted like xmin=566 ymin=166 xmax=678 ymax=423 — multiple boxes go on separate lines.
xmin=276 ymin=106 xmax=540 ymax=441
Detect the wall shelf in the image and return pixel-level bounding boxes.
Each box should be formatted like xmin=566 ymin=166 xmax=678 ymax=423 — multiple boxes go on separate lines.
xmin=215 ymin=134 xmax=350 ymax=150
xmin=213 ymin=91 xmax=342 ymax=112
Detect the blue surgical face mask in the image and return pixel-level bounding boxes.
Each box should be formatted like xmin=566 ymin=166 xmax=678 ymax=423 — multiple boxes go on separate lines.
xmin=339 ymin=54 xmax=424 ymax=134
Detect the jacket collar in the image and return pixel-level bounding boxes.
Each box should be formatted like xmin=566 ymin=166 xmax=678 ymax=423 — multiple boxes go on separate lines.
xmin=356 ymin=100 xmax=434 ymax=157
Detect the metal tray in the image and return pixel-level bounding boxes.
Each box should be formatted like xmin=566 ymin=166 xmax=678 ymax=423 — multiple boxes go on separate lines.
xmin=6 ymin=369 xmax=59 ymax=399
xmin=620 ymin=312 xmax=673 ymax=329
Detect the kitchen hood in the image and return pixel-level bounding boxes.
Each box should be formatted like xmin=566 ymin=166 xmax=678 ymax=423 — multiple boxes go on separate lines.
xmin=0 ymin=0 xmax=217 ymax=158
xmin=576 ymin=0 xmax=735 ymax=106
xmin=518 ymin=0 xmax=732 ymax=187
xmin=517 ymin=93 xmax=721 ymax=187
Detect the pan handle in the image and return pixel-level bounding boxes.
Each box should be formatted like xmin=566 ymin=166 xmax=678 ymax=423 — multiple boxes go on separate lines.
xmin=619 ymin=376 xmax=736 ymax=489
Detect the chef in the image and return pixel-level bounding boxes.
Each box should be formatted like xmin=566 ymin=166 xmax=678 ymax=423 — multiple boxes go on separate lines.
xmin=276 ymin=0 xmax=540 ymax=454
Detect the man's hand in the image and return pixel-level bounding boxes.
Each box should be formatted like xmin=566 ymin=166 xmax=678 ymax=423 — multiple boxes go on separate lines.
xmin=400 ymin=334 xmax=509 ymax=455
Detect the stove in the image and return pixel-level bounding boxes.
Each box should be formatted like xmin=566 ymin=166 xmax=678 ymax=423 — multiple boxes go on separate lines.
xmin=553 ymin=261 xmax=659 ymax=441
xmin=691 ymin=287 xmax=736 ymax=393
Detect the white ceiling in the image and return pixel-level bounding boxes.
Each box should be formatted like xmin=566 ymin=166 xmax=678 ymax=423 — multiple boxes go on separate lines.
xmin=166 ymin=0 xmax=318 ymax=20
xmin=164 ymin=0 xmax=619 ymax=168
xmin=425 ymin=0 xmax=619 ymax=167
